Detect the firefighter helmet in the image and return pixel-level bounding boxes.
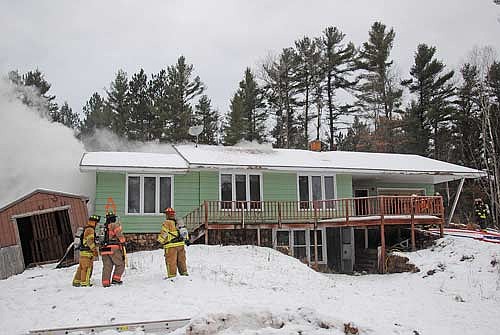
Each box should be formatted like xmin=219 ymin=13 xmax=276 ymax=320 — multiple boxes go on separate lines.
xmin=165 ymin=207 xmax=176 ymax=217
xmin=89 ymin=215 xmax=101 ymax=222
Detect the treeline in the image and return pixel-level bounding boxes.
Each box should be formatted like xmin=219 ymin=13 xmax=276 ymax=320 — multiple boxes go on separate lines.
xmin=8 ymin=22 xmax=500 ymax=226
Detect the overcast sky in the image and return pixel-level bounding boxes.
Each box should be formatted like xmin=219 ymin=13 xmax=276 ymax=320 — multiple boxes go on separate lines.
xmin=1 ymin=0 xmax=499 ymax=116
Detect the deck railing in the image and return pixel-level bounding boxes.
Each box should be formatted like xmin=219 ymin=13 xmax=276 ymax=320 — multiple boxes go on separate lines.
xmin=183 ymin=196 xmax=444 ymax=231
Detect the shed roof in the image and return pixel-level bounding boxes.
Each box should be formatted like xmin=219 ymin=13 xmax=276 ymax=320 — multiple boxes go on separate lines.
xmin=0 ymin=189 xmax=89 ymax=213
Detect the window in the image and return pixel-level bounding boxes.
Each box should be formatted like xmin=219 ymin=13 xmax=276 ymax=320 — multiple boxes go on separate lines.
xmin=309 ymin=230 xmax=323 ymax=262
xmin=219 ymin=173 xmax=262 ymax=209
xmin=298 ymin=175 xmax=336 ymax=209
xmin=293 ymin=230 xmax=307 ymax=261
xmin=127 ymin=175 xmax=173 ymax=214
xmin=274 ymin=228 xmax=326 ymax=264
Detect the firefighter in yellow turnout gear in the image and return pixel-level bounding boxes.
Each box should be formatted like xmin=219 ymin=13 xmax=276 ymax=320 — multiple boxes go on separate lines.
xmin=100 ymin=211 xmax=126 ymax=287
xmin=72 ymin=215 xmax=100 ymax=287
xmin=157 ymin=208 xmax=189 ymax=278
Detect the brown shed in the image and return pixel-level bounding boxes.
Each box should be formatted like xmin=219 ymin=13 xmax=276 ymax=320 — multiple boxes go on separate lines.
xmin=0 ymin=189 xmax=89 ymax=279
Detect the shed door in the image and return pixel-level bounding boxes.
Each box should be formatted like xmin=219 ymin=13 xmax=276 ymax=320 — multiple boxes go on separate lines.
xmin=16 ymin=210 xmax=73 ymax=267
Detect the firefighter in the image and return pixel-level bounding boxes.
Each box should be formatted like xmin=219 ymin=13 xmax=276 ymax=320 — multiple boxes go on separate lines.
xmin=474 ymin=198 xmax=489 ymax=230
xmin=72 ymin=215 xmax=100 ymax=287
xmin=100 ymin=211 xmax=126 ymax=287
xmin=157 ymin=207 xmax=189 ymax=278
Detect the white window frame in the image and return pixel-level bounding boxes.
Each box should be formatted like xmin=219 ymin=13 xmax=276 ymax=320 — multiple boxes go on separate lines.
xmin=125 ymin=174 xmax=174 ymax=215
xmin=219 ymin=171 xmax=263 ymax=210
xmin=272 ymin=228 xmax=327 ymax=264
xmin=296 ymin=173 xmax=337 ymax=209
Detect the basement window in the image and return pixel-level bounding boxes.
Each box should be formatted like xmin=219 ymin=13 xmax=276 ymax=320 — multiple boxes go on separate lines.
xmin=127 ymin=175 xmax=173 ymax=215
xmin=274 ymin=228 xmax=326 ymax=264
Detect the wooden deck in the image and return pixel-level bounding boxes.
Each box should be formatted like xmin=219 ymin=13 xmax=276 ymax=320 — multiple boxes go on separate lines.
xmin=185 ymin=195 xmax=444 ymax=236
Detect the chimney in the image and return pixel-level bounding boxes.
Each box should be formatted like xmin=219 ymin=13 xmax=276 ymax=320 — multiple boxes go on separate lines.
xmin=309 ymin=140 xmax=322 ymax=152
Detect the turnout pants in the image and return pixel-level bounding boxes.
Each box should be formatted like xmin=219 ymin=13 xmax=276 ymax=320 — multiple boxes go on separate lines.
xmin=73 ymin=255 xmax=94 ymax=286
xmin=164 ymin=245 xmax=188 ymax=278
xmin=101 ymin=249 xmax=125 ymax=286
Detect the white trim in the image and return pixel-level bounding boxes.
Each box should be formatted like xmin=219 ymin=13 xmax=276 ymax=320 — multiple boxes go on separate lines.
xmin=125 ymin=173 xmax=174 ymax=216
xmin=273 ymin=227 xmax=327 ymax=265
xmin=296 ymin=173 xmax=337 ymax=209
xmin=11 ymin=205 xmax=71 ymax=219
xmin=218 ymin=171 xmax=263 ymax=210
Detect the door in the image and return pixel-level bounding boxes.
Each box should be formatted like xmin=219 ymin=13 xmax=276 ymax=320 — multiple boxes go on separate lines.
xmin=354 ymin=189 xmax=369 ymax=215
xmin=340 ymin=227 xmax=355 ymax=273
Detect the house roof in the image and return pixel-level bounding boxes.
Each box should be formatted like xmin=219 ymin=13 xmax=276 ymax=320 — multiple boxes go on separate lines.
xmin=79 ymin=144 xmax=486 ymax=184
xmin=80 ymin=151 xmax=189 ymax=172
xmin=0 ymin=189 xmax=89 ymax=213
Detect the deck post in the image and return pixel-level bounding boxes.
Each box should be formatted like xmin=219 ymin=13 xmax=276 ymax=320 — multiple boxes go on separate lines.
xmin=345 ymin=199 xmax=350 ymax=226
xmin=313 ymin=207 xmax=319 ymax=268
xmin=257 ymin=226 xmax=261 ymax=246
xmin=277 ymin=202 xmax=282 ymax=228
xmin=204 ymin=201 xmax=209 ymax=245
xmin=440 ymin=197 xmax=445 ymax=238
xmin=411 ymin=196 xmax=416 ymax=251
xmin=379 ymin=196 xmax=386 ymax=274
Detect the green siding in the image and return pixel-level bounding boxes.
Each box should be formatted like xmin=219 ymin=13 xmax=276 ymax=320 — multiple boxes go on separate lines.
xmin=263 ymin=172 xmax=297 ymax=201
xmin=336 ymin=174 xmax=353 ymax=198
xmin=95 ymin=171 xmax=219 ymax=233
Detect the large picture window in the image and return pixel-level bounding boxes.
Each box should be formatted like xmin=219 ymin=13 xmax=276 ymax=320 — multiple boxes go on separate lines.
xmin=127 ymin=175 xmax=173 ymax=214
xmin=220 ymin=173 xmax=262 ymax=209
xmin=298 ymin=174 xmax=336 ymax=209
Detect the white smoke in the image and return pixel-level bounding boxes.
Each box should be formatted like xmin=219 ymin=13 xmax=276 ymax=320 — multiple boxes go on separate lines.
xmin=0 ymin=79 xmax=95 ymax=209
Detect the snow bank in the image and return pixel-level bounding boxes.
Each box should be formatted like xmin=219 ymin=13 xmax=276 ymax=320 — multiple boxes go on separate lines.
xmin=1 ymin=238 xmax=499 ymax=335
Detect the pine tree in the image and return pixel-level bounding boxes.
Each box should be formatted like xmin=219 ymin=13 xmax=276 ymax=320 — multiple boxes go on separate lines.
xmin=105 ymin=70 xmax=130 ymax=138
xmin=54 ymin=101 xmax=80 ymax=129
xmin=128 ymin=69 xmax=155 ymax=141
xmin=150 ymin=69 xmax=170 ymax=141
xmin=263 ymin=48 xmax=302 ymax=148
xmin=224 ymin=92 xmax=246 ymax=145
xmin=294 ymin=37 xmax=321 ymax=149
xmin=194 ymin=95 xmax=219 ymax=145
xmin=356 ymin=22 xmax=403 ymax=152
xmin=240 ymin=68 xmax=267 ymax=143
xmin=337 ymin=116 xmax=372 ymax=151
xmin=402 ymin=44 xmax=455 ymax=158
xmin=317 ymin=27 xmax=357 ymax=150
xmin=79 ymin=92 xmax=111 ymax=136
xmin=164 ymin=56 xmax=204 ymax=142
xmin=9 ymin=69 xmax=58 ymax=117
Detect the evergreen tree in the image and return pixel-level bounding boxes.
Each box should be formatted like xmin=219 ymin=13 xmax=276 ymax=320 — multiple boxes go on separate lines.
xmin=263 ymin=48 xmax=302 ymax=148
xmin=356 ymin=22 xmax=403 ymax=152
xmin=224 ymin=93 xmax=246 ymax=145
xmin=128 ymin=69 xmax=155 ymax=141
xmin=294 ymin=37 xmax=320 ymax=148
xmin=194 ymin=95 xmax=219 ymax=145
xmin=105 ymin=70 xmax=130 ymax=137
xmin=337 ymin=116 xmax=372 ymax=151
xmin=149 ymin=69 xmax=171 ymax=141
xmin=79 ymin=92 xmax=111 ymax=136
xmin=8 ymin=69 xmax=58 ymax=117
xmin=54 ymin=101 xmax=80 ymax=129
xmin=164 ymin=56 xmax=204 ymax=142
xmin=239 ymin=68 xmax=267 ymax=143
xmin=317 ymin=27 xmax=357 ymax=150
xmin=402 ymin=44 xmax=455 ymax=158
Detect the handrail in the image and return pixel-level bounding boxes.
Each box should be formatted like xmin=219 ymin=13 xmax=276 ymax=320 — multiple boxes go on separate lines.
xmin=183 ymin=196 xmax=444 ymax=229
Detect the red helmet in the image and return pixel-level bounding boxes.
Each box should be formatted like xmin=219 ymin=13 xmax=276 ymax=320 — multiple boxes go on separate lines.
xmin=165 ymin=208 xmax=176 ymax=217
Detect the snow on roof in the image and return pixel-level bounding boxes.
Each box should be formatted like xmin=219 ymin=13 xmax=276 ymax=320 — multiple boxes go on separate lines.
xmin=80 ymin=151 xmax=188 ymax=172
xmin=174 ymin=144 xmax=485 ymax=177
xmin=79 ymin=144 xmax=485 ymax=182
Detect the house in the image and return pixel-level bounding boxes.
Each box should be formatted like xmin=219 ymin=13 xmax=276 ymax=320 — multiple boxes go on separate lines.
xmin=79 ymin=144 xmax=485 ymax=273
xmin=0 ymin=189 xmax=89 ymax=279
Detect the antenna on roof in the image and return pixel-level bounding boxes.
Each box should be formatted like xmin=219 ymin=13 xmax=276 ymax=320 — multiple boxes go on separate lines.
xmin=188 ymin=125 xmax=204 ymax=147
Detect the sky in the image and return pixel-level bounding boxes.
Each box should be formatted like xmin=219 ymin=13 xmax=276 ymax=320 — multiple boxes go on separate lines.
xmin=1 ymin=0 xmax=500 ymax=116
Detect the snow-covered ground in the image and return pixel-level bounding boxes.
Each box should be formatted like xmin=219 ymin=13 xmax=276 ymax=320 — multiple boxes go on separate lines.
xmin=1 ymin=236 xmax=500 ymax=335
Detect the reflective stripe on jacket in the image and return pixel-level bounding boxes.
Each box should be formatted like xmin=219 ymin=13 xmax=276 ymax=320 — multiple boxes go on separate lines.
xmin=157 ymin=219 xmax=185 ymax=248
xmin=100 ymin=222 xmax=125 ymax=255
